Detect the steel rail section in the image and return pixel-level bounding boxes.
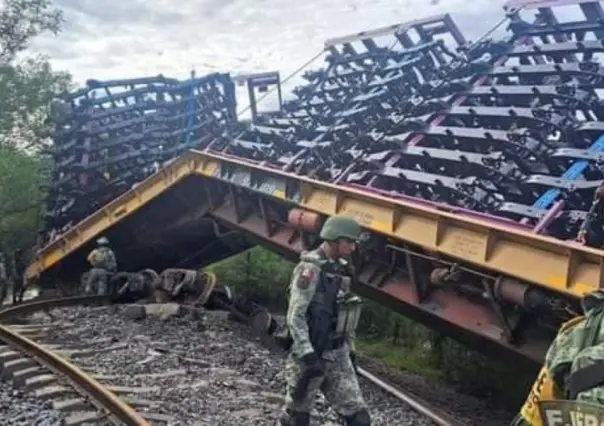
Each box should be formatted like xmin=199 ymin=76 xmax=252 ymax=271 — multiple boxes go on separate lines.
xmin=357 ymin=367 xmax=467 ymax=426
xmin=0 ymin=296 xmax=149 ymax=425
xmin=0 ymin=326 xmax=150 ymax=425
xmin=0 ymin=295 xmax=109 ymax=317
xmin=27 ymin=149 xmax=604 ymax=299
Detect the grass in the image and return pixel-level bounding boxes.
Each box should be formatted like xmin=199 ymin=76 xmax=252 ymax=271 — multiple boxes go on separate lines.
xmin=206 ymin=247 xmax=534 ymax=411
xmin=356 ymin=338 xmax=443 ymax=380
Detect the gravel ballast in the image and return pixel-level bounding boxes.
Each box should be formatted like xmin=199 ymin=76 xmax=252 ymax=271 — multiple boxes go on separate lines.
xmin=24 ymin=304 xmax=440 ymax=425
xmin=0 ymin=382 xmax=65 ymax=426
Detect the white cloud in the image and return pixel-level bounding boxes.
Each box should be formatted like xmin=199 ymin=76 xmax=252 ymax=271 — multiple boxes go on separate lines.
xmin=30 ymin=0 xmax=515 ymax=85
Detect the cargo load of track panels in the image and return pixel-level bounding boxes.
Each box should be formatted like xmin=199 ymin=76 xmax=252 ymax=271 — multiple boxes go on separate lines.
xmin=31 ymin=1 xmax=604 ymax=365
xmin=38 ymin=1 xmax=604 ymax=257
xmin=41 ymin=73 xmax=237 ymax=243
xmin=202 ymin=3 xmax=604 ymax=245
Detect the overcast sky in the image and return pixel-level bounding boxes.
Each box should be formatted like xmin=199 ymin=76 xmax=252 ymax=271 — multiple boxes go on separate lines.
xmin=29 ymin=0 xmax=516 ymax=86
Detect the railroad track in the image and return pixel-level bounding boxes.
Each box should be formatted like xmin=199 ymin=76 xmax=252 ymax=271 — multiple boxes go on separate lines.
xmin=0 ymin=296 xmax=150 ymax=426
xmin=356 ymin=367 xmax=466 ymax=426
xmin=0 ymin=295 xmax=489 ymax=426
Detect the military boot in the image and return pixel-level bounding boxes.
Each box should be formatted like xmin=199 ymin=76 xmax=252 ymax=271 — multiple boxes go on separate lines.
xmin=279 ymin=410 xmax=310 ymax=426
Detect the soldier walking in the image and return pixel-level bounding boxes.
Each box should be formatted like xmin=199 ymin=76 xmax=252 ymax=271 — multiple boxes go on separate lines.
xmin=280 ymin=215 xmax=370 ymax=426
xmin=85 ymin=237 xmax=117 ymax=295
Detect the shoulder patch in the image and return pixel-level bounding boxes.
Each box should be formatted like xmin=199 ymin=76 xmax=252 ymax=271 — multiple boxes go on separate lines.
xmin=296 ymin=267 xmax=315 ymax=289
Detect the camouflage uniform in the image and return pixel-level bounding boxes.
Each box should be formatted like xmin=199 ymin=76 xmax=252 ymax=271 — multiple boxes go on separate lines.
xmin=281 ymin=215 xmax=370 ymax=426
xmin=85 ymin=238 xmax=117 ymax=295
xmin=0 ymin=253 xmax=7 ymax=303
xmin=512 ymin=290 xmax=604 ymax=426
xmin=12 ymin=249 xmax=25 ymax=304
xmin=577 ymin=183 xmax=604 ymax=248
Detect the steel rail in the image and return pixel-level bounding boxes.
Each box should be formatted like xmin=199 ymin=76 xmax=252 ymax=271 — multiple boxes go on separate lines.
xmin=0 ymin=295 xmax=150 ymax=426
xmin=0 ymin=295 xmax=109 ymax=319
xmin=357 ymin=367 xmax=468 ymax=426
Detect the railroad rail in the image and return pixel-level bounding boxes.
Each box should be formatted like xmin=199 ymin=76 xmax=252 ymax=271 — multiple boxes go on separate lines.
xmin=0 ymin=292 xmax=473 ymax=425
xmin=26 ymin=0 xmax=604 ymax=367
xmin=357 ymin=367 xmax=466 ymax=426
xmin=0 ymin=296 xmax=149 ymax=426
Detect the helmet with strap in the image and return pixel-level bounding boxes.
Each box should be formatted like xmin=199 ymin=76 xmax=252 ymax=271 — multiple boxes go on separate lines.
xmin=319 ymin=215 xmax=362 ymax=242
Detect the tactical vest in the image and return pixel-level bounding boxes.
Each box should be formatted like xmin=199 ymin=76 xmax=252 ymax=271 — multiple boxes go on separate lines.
xmin=302 ymin=250 xmax=363 ymax=355
xmin=520 ymin=311 xmax=604 ymax=426
xmin=90 ymin=247 xmax=116 ymax=272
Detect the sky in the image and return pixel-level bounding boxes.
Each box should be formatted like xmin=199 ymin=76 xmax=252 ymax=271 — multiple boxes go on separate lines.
xmin=30 ymin=0 xmax=516 ymax=87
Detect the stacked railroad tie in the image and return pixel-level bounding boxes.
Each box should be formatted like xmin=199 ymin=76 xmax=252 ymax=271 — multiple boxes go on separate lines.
xmin=40 ymin=73 xmax=237 ymax=244
xmin=39 ymin=1 xmax=604 ymax=246
xmin=208 ymin=5 xmax=604 ymax=241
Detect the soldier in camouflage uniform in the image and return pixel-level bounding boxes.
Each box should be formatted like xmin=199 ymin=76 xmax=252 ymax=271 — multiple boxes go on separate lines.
xmin=576 ymin=183 xmax=604 ymax=248
xmin=511 ymin=290 xmax=604 ymax=426
xmin=280 ymin=215 xmax=370 ymax=426
xmin=0 ymin=252 xmax=7 ymax=303
xmin=84 ymin=237 xmax=117 ymax=295
xmin=12 ymin=249 xmax=26 ymax=304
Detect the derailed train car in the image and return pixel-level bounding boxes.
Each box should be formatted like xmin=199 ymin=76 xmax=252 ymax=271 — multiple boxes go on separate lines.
xmin=26 ymin=0 xmax=604 ymax=369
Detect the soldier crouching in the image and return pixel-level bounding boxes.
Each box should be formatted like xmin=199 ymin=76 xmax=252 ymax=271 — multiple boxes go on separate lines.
xmin=280 ymin=215 xmax=370 ymax=426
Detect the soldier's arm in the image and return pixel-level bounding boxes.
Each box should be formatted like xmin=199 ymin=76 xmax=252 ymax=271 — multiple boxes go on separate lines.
xmin=286 ymin=262 xmax=321 ymax=358
xmin=86 ymin=250 xmax=95 ymax=264
xmin=346 ymin=327 xmax=357 ymax=353
xmin=579 ymin=197 xmax=604 ymax=234
xmin=109 ymin=250 xmax=117 ymax=271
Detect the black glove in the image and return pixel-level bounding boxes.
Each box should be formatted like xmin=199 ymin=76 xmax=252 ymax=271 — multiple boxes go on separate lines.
xmin=350 ymin=351 xmax=358 ymax=372
xmin=301 ymin=352 xmax=324 ymax=378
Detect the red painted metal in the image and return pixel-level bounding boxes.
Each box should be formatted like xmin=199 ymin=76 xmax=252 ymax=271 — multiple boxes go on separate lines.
xmin=205 ymin=187 xmax=547 ymax=366
xmin=287 ymin=208 xmax=323 ymax=233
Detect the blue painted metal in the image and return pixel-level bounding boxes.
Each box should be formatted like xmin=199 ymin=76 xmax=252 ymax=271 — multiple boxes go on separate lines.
xmin=532 ymin=135 xmax=604 ymax=210
xmin=183 ymin=70 xmax=196 ymax=146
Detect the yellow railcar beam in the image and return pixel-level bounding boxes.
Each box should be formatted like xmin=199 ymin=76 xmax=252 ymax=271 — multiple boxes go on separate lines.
xmin=28 ymin=149 xmax=604 ymax=298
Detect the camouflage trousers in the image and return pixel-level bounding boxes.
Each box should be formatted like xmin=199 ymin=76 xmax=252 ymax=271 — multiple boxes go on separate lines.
xmin=283 ymin=345 xmax=366 ymax=418
xmin=84 ymin=268 xmax=110 ymax=295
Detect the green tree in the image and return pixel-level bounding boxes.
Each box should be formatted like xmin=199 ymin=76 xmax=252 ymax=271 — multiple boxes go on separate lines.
xmin=0 ymin=147 xmax=42 ymax=250
xmin=0 ymin=0 xmax=72 ymax=258
xmin=0 ymin=0 xmax=72 ymax=151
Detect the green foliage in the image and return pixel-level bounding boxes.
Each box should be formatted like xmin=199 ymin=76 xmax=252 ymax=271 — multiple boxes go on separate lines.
xmin=208 ymin=247 xmax=533 ymax=411
xmin=0 ymin=0 xmax=63 ymax=62
xmin=0 ymin=57 xmax=72 ymax=150
xmin=207 ymin=247 xmax=294 ymax=311
xmin=0 ymin=0 xmax=72 ymax=151
xmin=0 ymin=0 xmax=72 ymax=257
xmin=0 ymin=147 xmax=42 ymax=253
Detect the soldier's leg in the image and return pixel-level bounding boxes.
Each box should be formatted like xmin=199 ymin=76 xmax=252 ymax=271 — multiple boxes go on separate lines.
xmin=321 ymin=349 xmax=370 ymax=426
xmin=0 ymin=279 xmax=7 ymax=304
xmin=97 ymin=270 xmax=108 ymax=295
xmin=281 ymin=354 xmax=323 ymax=426
xmin=86 ymin=269 xmax=102 ymax=294
xmin=11 ymin=278 xmax=19 ymax=304
xmin=17 ymin=277 xmax=26 ymax=303
xmin=81 ymin=272 xmax=90 ymax=294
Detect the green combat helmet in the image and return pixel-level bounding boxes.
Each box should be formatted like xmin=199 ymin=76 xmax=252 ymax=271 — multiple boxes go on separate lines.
xmin=582 ymin=289 xmax=604 ymax=315
xmin=319 ymin=215 xmax=362 ymax=242
xmin=96 ymin=237 xmax=109 ymax=246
